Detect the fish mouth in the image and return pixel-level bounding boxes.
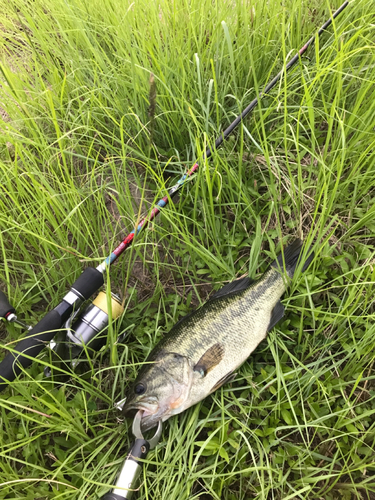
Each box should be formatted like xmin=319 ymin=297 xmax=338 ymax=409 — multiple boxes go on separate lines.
xmin=123 ymin=399 xmax=159 ymax=422
xmin=123 ymin=400 xmax=166 ymax=432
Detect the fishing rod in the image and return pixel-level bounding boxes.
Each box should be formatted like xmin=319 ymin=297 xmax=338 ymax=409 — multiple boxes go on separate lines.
xmin=0 ymin=0 xmax=349 ymax=391
xmin=98 ymin=4 xmax=349 ymax=500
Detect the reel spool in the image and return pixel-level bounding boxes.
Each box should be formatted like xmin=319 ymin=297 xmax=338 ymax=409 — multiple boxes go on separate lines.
xmin=45 ymin=291 xmax=124 ymax=377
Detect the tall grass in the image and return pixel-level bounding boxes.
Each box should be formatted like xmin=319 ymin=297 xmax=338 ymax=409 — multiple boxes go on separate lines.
xmin=0 ymin=0 xmax=375 ymax=498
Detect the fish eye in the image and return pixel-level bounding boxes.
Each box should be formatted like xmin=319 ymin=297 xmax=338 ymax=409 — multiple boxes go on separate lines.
xmin=134 ymin=383 xmax=146 ymax=395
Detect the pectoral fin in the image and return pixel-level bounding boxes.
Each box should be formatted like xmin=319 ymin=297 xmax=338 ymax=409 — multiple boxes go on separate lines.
xmin=194 ymin=343 xmax=225 ymax=376
xmin=267 ymin=300 xmax=285 ymax=332
xmin=210 ymin=371 xmax=237 ymax=393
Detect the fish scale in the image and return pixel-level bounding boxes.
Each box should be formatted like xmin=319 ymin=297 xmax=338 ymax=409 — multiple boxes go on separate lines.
xmin=123 ymin=239 xmax=314 ymax=430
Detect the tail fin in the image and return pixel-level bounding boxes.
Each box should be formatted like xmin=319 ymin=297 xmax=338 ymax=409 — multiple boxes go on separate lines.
xmin=271 ymin=239 xmax=314 ymax=277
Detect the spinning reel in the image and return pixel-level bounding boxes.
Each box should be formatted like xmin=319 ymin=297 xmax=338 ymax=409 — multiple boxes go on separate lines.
xmin=0 ymin=268 xmax=124 ymax=387
xmin=44 ymin=290 xmax=124 ymax=377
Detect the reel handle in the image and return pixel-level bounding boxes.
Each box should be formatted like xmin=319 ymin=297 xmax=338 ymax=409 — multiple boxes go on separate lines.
xmin=0 ymin=290 xmax=15 ymax=319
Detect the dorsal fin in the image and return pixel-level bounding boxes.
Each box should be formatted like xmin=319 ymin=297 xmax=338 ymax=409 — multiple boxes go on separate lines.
xmin=170 ymin=277 xmax=253 ymax=332
xmin=209 ymin=277 xmax=254 ymax=301
xmin=170 ymin=310 xmax=194 ymax=330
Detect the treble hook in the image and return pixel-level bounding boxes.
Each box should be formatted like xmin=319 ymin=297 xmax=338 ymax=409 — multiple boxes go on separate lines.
xmin=100 ymin=410 xmax=162 ymax=500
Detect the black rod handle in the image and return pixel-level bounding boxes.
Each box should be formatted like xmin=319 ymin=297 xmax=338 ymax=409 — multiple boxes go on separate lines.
xmin=0 ymin=309 xmax=63 ymax=391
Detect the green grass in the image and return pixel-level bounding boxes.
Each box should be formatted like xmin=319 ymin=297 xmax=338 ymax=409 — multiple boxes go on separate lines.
xmin=0 ymin=0 xmax=375 ymax=498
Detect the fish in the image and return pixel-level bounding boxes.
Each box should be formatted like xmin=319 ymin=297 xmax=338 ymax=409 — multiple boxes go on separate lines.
xmin=123 ymin=239 xmax=314 ymax=431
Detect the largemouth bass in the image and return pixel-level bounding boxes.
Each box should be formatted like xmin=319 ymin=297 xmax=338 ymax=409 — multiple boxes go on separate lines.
xmin=123 ymin=239 xmax=313 ymax=430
